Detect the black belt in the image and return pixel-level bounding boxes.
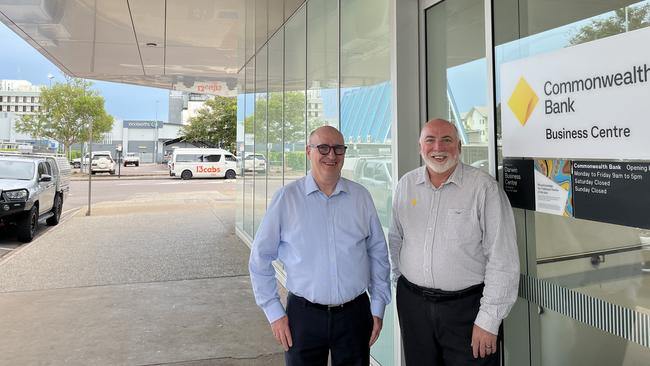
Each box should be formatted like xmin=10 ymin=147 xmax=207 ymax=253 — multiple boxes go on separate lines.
xmin=289 ymin=292 xmax=367 ymax=312
xmin=399 ymin=276 xmax=484 ymax=302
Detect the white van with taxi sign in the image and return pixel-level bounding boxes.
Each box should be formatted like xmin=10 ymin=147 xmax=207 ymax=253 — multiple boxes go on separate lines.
xmin=170 ymin=148 xmax=238 ymax=180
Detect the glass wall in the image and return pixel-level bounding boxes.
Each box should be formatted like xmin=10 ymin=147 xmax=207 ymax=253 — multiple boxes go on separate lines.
xmin=492 ymin=0 xmax=650 ymax=365
xmin=254 ymin=46 xmax=268 ymax=234
xmin=237 ymin=0 xmax=394 ymax=363
xmin=244 ymin=60 xmax=255 ymax=236
xmin=268 ymin=29 xmax=284 ymax=202
xmin=306 ymin=0 xmax=338 ymax=133
xmin=341 ymin=0 xmax=393 ymax=363
xmin=236 ymin=70 xmax=245 ymax=232
xmin=284 ymin=6 xmax=307 ymax=184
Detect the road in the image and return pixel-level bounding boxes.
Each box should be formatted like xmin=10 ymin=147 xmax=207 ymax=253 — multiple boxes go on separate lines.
xmin=0 ymin=177 xmax=237 ymax=257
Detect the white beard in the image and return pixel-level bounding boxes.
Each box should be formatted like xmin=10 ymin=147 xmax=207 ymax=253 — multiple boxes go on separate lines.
xmin=423 ymin=154 xmax=459 ymax=174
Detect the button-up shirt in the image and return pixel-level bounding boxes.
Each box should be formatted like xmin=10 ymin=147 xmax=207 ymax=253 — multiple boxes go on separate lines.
xmin=249 ymin=172 xmax=391 ymax=324
xmin=388 ymin=163 xmax=519 ymax=334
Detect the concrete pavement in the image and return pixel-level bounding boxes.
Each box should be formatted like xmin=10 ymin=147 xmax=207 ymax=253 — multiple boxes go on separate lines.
xmin=0 ymin=188 xmax=283 ymax=365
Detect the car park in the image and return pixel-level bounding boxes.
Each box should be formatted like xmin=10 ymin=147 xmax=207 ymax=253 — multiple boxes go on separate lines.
xmin=123 ymin=152 xmax=140 ymax=167
xmin=170 ymin=148 xmax=238 ymax=180
xmin=0 ymin=153 xmax=71 ymax=242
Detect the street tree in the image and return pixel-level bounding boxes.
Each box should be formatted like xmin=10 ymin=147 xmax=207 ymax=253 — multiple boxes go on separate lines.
xmin=569 ymin=4 xmax=650 ymax=45
xmin=182 ymin=96 xmax=237 ymax=152
xmin=15 ymin=77 xmax=114 ymax=154
xmin=244 ymin=91 xmax=315 ymax=145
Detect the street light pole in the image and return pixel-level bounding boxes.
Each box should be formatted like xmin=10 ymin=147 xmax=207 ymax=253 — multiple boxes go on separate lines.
xmin=154 ymin=100 xmax=159 ymax=164
xmin=83 ymin=79 xmax=92 ymax=217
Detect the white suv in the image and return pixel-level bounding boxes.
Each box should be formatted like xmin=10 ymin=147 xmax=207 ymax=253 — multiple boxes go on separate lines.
xmin=91 ymin=153 xmax=116 ymax=175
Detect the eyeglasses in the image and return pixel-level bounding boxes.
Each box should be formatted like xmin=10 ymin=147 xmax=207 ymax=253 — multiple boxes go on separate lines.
xmin=309 ymin=144 xmax=348 ymax=156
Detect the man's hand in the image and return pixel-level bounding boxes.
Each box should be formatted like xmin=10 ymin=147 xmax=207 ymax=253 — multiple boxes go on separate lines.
xmin=270 ymin=316 xmax=293 ymax=351
xmin=471 ymin=324 xmax=497 ymax=358
xmin=369 ymin=316 xmax=383 ymax=347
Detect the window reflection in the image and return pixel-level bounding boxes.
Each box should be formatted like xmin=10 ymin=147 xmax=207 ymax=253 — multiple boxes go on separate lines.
xmin=426 ymin=0 xmax=489 ymax=170
xmin=244 ymin=61 xmax=255 ymax=236
xmin=284 ymin=7 xmax=307 ymax=183
xmin=268 ymin=29 xmax=284 ymax=203
xmin=254 ymin=46 xmax=268 ymax=234
xmin=341 ymin=0 xmax=393 ymax=363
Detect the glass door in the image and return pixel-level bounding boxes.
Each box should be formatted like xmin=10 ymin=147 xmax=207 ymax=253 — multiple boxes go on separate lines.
xmin=494 ymin=1 xmax=650 ymax=365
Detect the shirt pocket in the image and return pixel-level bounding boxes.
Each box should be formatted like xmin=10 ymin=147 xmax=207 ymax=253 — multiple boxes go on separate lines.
xmin=444 ymin=208 xmax=479 ymax=241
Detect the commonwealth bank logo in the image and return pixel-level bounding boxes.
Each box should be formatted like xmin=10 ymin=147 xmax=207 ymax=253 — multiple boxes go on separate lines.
xmin=508 ymin=77 xmax=538 ymax=126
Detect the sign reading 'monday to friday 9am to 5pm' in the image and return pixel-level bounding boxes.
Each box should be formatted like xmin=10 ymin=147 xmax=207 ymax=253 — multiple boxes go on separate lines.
xmin=500 ymin=26 xmax=650 ymax=160
xmin=503 ymin=158 xmax=650 ymax=229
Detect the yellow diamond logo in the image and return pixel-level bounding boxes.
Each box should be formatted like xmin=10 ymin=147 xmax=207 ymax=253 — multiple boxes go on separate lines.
xmin=508 ymin=77 xmax=538 ymax=126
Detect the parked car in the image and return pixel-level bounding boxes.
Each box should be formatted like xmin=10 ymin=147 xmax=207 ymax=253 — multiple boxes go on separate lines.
xmin=353 ymin=157 xmax=393 ymax=218
xmin=71 ymin=157 xmax=82 ymax=168
xmin=244 ymin=154 xmax=267 ymax=172
xmin=123 ymin=152 xmax=140 ymax=167
xmin=72 ymin=151 xmax=113 ymax=169
xmin=91 ymin=153 xmax=116 ymax=175
xmin=0 ymin=153 xmax=70 ymax=242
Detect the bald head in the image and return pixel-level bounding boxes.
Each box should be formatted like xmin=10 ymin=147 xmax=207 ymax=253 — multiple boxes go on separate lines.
xmin=309 ymin=125 xmax=344 ymax=145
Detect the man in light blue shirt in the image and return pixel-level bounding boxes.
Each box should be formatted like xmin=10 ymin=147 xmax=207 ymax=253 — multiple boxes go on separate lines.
xmin=249 ymin=126 xmax=391 ymax=366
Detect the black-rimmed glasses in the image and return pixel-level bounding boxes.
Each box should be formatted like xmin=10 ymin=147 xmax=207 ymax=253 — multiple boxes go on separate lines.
xmin=309 ymin=144 xmax=348 ymax=156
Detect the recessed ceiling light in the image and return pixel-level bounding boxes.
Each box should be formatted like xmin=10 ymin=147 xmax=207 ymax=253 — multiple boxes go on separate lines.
xmin=146 ymin=42 xmax=157 ymax=47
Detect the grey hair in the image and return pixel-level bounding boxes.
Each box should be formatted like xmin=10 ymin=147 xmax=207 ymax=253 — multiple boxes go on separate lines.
xmin=421 ymin=118 xmax=462 ymax=146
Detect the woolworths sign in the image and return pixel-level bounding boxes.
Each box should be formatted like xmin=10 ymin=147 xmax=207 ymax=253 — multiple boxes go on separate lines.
xmin=501 ymin=26 xmax=650 ymax=160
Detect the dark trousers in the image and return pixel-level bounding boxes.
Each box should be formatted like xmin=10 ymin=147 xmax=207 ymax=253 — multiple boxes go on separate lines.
xmin=396 ymin=276 xmax=500 ymax=366
xmin=285 ymin=293 xmax=373 ymax=366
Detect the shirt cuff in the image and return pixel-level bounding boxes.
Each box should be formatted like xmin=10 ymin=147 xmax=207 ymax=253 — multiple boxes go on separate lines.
xmin=474 ymin=309 xmax=501 ymax=335
xmin=370 ymin=300 xmax=386 ymax=319
xmin=262 ymin=300 xmax=286 ymax=324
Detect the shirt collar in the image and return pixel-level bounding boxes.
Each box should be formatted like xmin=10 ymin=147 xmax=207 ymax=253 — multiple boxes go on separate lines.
xmin=416 ymin=163 xmax=464 ymax=188
xmin=305 ymin=171 xmax=348 ymax=196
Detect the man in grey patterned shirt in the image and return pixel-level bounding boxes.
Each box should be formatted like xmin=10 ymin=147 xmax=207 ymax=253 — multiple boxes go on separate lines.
xmin=388 ymin=118 xmax=519 ymax=365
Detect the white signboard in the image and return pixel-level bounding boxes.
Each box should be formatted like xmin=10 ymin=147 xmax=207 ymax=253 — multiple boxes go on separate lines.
xmin=501 ymin=26 xmax=650 ymax=160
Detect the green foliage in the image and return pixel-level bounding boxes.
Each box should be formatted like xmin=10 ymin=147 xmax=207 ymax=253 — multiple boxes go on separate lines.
xmin=284 ymin=151 xmax=306 ymax=171
xmin=569 ymin=4 xmax=650 ymax=45
xmin=14 ymin=77 xmax=114 ymax=154
xmin=244 ymin=92 xmax=308 ymax=145
xmin=70 ymin=150 xmax=82 ymax=159
xmin=182 ymin=96 xmax=236 ymax=152
xmin=265 ymin=151 xmax=305 ymax=171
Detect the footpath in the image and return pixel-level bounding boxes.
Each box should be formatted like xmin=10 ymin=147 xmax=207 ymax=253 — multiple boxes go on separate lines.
xmin=0 ymin=189 xmax=282 ymax=365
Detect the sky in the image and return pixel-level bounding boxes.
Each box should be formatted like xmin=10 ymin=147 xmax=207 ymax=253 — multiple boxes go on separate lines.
xmin=0 ymin=22 xmax=169 ymax=122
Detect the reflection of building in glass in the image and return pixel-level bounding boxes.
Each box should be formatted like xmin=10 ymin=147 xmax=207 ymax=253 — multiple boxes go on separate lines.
xmin=306 ymin=88 xmax=323 ymax=119
xmin=461 ymin=106 xmax=488 ymax=143
xmin=168 ymin=90 xmax=210 ymax=126
xmin=341 ymin=81 xmax=391 ymax=144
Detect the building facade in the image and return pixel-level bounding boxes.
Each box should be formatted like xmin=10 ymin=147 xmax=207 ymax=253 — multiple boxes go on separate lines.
xmin=0 ymin=80 xmax=58 ymax=150
xmin=235 ymin=1 xmax=650 ymax=365
xmin=72 ymin=119 xmax=184 ymax=163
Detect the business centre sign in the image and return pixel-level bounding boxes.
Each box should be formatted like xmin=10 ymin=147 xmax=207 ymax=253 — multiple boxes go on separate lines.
xmin=501 ymin=26 xmax=650 ymax=160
